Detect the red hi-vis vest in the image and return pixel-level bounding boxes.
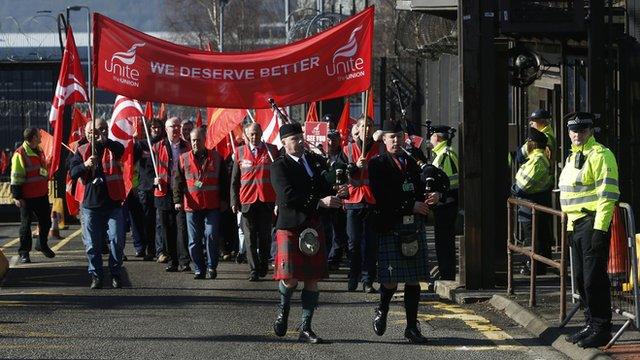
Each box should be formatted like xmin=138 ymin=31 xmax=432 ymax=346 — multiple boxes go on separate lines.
xmin=15 ymin=146 xmax=48 ymax=199
xmin=76 ymin=143 xmax=126 ymax=202
xmin=343 ymin=142 xmax=380 ymax=205
xmin=235 ymin=144 xmax=277 ymax=205
xmin=179 ymin=149 xmax=221 ymax=212
xmin=153 ymin=140 xmax=190 ymax=198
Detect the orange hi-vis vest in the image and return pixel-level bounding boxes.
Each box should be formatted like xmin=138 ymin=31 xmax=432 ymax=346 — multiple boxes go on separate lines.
xmin=179 ymin=149 xmax=221 ymax=212
xmin=153 ymin=140 xmax=189 ymax=198
xmin=15 ymin=146 xmax=48 ymax=198
xmin=344 ymin=142 xmax=380 ymax=205
xmin=76 ymin=143 xmax=126 ymax=202
xmin=235 ymin=144 xmax=277 ymax=205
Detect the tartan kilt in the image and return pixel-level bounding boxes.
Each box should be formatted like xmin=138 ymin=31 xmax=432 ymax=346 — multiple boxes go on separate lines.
xmin=377 ymin=219 xmax=429 ymax=284
xmin=273 ymin=216 xmax=328 ymax=281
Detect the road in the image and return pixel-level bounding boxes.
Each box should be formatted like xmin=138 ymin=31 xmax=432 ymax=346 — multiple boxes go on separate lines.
xmin=0 ymin=224 xmax=567 ymax=359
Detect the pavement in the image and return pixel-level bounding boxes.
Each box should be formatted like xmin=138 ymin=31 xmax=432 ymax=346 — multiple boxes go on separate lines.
xmin=0 ymin=223 xmax=570 ymax=359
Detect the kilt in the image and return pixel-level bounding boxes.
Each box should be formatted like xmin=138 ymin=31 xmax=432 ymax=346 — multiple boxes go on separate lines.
xmin=377 ymin=219 xmax=429 ymax=284
xmin=273 ymin=216 xmax=328 ymax=281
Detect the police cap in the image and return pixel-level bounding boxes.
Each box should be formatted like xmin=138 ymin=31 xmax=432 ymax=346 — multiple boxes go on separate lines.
xmin=527 ymin=127 xmax=548 ymax=147
xmin=564 ymin=112 xmax=594 ymax=131
xmin=528 ymin=109 xmax=551 ymax=121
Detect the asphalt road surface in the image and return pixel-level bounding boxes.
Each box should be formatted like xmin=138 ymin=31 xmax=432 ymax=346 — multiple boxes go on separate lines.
xmin=0 ymin=224 xmax=567 ymax=359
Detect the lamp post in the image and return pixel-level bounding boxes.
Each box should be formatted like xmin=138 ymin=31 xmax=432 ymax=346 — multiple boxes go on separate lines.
xmin=218 ymin=0 xmax=229 ymax=52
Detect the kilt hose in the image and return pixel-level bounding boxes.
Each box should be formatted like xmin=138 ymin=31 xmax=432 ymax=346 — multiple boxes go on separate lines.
xmin=273 ymin=216 xmax=328 ymax=281
xmin=376 ymin=219 xmax=429 ymax=284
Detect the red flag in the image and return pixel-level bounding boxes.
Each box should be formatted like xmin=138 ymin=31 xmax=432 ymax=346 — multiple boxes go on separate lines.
xmin=306 ymin=102 xmax=319 ymax=123
xmin=336 ymin=100 xmax=351 ymax=146
xmin=65 ymin=174 xmax=80 ymax=216
xmin=157 ymin=103 xmax=167 ymax=120
xmin=109 ymin=95 xmax=144 ymax=196
xmin=366 ymin=87 xmax=374 ymax=119
xmin=255 ymin=108 xmax=285 ymax=148
xmin=68 ymin=107 xmax=88 ymax=145
xmin=0 ymin=151 xmax=6 ymax=174
xmin=144 ymin=101 xmax=153 ymax=120
xmin=38 ymin=129 xmax=54 ymax=168
xmin=195 ymin=110 xmax=203 ymax=128
xmin=48 ymin=25 xmax=88 ymax=179
xmin=205 ymin=108 xmax=247 ymax=150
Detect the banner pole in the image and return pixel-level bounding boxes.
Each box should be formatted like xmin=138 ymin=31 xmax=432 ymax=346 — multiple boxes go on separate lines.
xmin=361 ymin=90 xmax=369 ymax=160
xmin=141 ymin=116 xmax=161 ymax=193
xmin=246 ymin=110 xmax=274 ymax=162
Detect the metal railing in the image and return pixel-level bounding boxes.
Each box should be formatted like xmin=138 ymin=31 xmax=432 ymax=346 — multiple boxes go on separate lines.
xmin=507 ymin=197 xmax=569 ymax=322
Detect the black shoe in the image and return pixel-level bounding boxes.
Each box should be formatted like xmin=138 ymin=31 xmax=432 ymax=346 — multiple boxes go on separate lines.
xmin=258 ymin=268 xmax=268 ymax=278
xmin=194 ymin=272 xmax=206 ymax=280
xmin=90 ymin=276 xmax=102 ymax=289
xmin=249 ymin=273 xmax=259 ymax=282
xmin=363 ymin=283 xmax=377 ymax=294
xmin=404 ymin=325 xmax=428 ymax=344
xmin=142 ymin=254 xmax=154 ymax=261
xmin=19 ymin=254 xmax=31 ymax=264
xmin=577 ymin=329 xmax=612 ymax=349
xmin=235 ymin=253 xmax=246 ymax=264
xmin=373 ymin=308 xmax=388 ymax=336
xmin=179 ymin=265 xmax=192 ymax=273
xmin=35 ymin=245 xmax=55 ymax=258
xmin=112 ymin=276 xmax=122 ymax=288
xmin=135 ymin=251 xmax=145 ymax=258
xmin=207 ymin=268 xmax=217 ymax=279
xmin=273 ymin=306 xmax=289 ymax=337
xmin=165 ymin=265 xmax=178 ymax=272
xmin=298 ymin=327 xmax=322 ymax=344
xmin=347 ymin=277 xmax=358 ymax=292
xmin=565 ymin=325 xmax=593 ymax=344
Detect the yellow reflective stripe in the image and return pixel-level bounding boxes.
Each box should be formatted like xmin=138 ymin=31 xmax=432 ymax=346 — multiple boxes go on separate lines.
xmin=599 ymin=191 xmax=620 ymax=201
xmin=559 ymin=184 xmax=594 ymax=192
xmin=560 ymin=194 xmax=599 ymax=206
xmin=24 ymin=176 xmax=47 ymax=183
xmin=240 ymin=178 xmax=272 ymax=185
xmin=187 ymin=185 xmax=218 ymax=192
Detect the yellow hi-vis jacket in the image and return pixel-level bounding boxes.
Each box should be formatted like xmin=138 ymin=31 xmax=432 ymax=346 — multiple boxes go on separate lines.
xmin=558 ymin=135 xmax=619 ymax=231
xmin=432 ymin=141 xmax=459 ymax=190
xmin=520 ymin=124 xmax=556 ymax=163
xmin=514 ymin=148 xmax=552 ymax=195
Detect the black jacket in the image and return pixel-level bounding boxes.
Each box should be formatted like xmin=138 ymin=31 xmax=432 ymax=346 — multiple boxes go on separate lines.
xmin=270 ymin=151 xmax=333 ymax=230
xmin=134 ymin=138 xmax=161 ymax=192
xmin=368 ymin=152 xmax=426 ymax=233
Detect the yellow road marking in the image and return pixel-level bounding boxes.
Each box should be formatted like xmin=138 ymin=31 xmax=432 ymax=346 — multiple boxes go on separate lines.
xmin=0 ymin=237 xmax=21 ymax=250
xmin=50 ymin=229 xmax=82 ymax=251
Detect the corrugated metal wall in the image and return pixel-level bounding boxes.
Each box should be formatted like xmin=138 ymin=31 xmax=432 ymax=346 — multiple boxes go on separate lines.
xmin=423 ymin=54 xmax=460 ymax=150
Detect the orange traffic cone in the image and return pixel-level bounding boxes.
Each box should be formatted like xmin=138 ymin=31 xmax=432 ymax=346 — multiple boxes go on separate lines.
xmin=608 ymin=206 xmax=628 ymax=288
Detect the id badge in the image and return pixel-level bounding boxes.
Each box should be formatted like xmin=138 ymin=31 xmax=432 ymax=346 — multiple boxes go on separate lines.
xmin=402 ymin=182 xmax=414 ymax=192
xmin=194 ymin=180 xmax=203 ymax=189
xmin=39 ymin=167 xmax=48 ymax=177
xmin=402 ymin=215 xmax=415 ymax=225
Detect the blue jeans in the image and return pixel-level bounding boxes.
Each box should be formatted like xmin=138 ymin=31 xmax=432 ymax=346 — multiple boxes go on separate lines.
xmin=82 ymin=206 xmax=125 ymax=279
xmin=155 ymin=209 xmax=164 ymax=256
xmin=346 ymin=207 xmax=377 ymax=284
xmin=186 ymin=210 xmax=220 ymax=274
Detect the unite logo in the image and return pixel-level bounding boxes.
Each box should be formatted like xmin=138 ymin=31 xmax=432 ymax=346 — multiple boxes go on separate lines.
xmin=104 ymin=43 xmax=145 ymax=87
xmin=325 ymin=25 xmax=366 ymax=81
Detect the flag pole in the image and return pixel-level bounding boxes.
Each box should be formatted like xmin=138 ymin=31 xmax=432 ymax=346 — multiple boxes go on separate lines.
xmin=360 ymin=90 xmax=369 ymax=160
xmin=141 ymin=116 xmax=161 ymax=193
xmin=246 ymin=110 xmax=274 ymax=162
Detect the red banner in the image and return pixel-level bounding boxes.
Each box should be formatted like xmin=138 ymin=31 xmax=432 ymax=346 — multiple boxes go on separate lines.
xmin=304 ymin=122 xmax=329 ymax=150
xmin=93 ymin=7 xmax=374 ymax=109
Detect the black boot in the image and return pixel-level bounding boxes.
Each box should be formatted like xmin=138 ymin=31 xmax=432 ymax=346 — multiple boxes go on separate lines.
xmin=274 ymin=281 xmax=294 ymax=337
xmin=373 ymin=308 xmax=387 ymax=336
xmin=578 ymin=329 xmax=612 ymax=349
xmin=404 ymin=284 xmax=428 ymax=344
xmin=298 ymin=289 xmax=322 ymax=344
xmin=565 ymin=324 xmax=593 ymax=344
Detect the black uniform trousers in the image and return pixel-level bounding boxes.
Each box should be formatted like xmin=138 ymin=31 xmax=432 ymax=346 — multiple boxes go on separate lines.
xmin=433 ymin=200 xmax=457 ymax=280
xmin=18 ymin=195 xmax=52 ymax=256
xmin=569 ymin=214 xmax=612 ymax=331
xmin=159 ymin=208 xmax=190 ymax=267
xmin=241 ymin=202 xmax=274 ymax=275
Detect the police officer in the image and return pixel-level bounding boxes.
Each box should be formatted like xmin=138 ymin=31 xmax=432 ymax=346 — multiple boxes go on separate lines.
xmin=11 ymin=127 xmax=55 ymax=263
xmin=174 ymin=128 xmax=228 ymax=279
xmin=511 ymin=128 xmax=553 ymax=275
xmin=230 ymin=123 xmax=278 ymax=281
xmin=344 ymin=116 xmax=380 ymax=292
xmin=560 ymin=112 xmax=619 ymax=348
xmin=70 ymin=119 xmax=126 ymax=289
xmin=270 ymin=122 xmax=346 ymax=343
xmin=429 ymin=125 xmax=459 ymax=280
xmin=369 ymin=119 xmax=443 ymax=344
xmin=517 ymin=109 xmax=556 ymax=165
